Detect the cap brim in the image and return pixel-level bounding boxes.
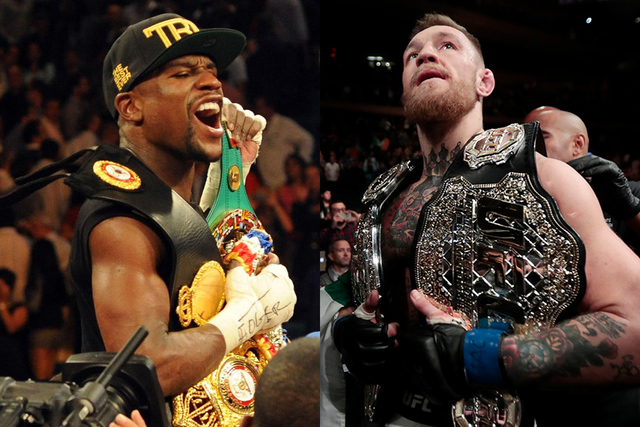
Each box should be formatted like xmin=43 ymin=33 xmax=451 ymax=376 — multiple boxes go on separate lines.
xmin=138 ymin=28 xmax=246 ymax=85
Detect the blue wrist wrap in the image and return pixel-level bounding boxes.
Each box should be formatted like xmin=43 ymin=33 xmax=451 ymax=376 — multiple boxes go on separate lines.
xmin=464 ymin=329 xmax=504 ymax=386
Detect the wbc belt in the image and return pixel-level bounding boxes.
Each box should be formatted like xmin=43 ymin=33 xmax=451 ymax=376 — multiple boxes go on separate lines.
xmin=413 ymin=122 xmax=586 ymax=427
xmin=172 ymin=125 xmax=286 ymax=427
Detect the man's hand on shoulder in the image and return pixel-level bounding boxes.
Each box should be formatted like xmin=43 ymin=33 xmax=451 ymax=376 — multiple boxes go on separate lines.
xmin=568 ymin=154 xmax=640 ymax=220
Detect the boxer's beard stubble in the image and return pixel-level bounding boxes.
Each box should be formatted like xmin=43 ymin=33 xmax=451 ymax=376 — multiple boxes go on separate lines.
xmin=402 ymin=75 xmax=477 ymax=126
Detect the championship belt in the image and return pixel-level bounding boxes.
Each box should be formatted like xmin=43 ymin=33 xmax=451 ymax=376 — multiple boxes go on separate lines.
xmin=413 ymin=123 xmax=586 ymax=427
xmin=352 ymin=160 xmax=418 ymax=305
xmin=351 ymin=160 xmax=418 ymax=420
xmin=172 ymin=125 xmax=287 ymax=427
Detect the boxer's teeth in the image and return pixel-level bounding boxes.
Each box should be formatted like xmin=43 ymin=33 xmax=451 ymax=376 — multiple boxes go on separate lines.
xmin=197 ymin=102 xmax=220 ymax=114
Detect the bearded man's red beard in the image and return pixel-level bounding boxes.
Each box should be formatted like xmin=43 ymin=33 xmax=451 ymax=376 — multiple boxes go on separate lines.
xmin=402 ymin=75 xmax=477 ymax=127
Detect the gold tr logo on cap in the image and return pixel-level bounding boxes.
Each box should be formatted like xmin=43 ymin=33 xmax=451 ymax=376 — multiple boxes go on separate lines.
xmin=142 ymin=17 xmax=201 ymax=48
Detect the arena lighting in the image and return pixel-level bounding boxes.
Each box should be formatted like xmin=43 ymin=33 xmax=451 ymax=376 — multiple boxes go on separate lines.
xmin=0 ymin=326 xmax=169 ymax=427
xmin=367 ymin=55 xmax=394 ymax=70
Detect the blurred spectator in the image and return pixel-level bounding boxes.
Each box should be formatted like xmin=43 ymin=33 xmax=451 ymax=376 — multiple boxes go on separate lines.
xmin=61 ymin=74 xmax=92 ymax=140
xmin=5 ymin=114 xmax=43 ymax=160
xmin=323 ymin=150 xmax=340 ymax=194
xmin=26 ymin=238 xmax=69 ymax=380
xmin=0 ymin=64 xmax=29 ymax=135
xmin=0 ymin=0 xmax=33 ymax=44
xmin=276 ymin=154 xmax=309 ymax=215
xmin=122 ymin=0 xmax=170 ymax=25
xmin=362 ymin=150 xmax=380 ymax=184
xmin=264 ymin=0 xmax=309 ymax=50
xmin=64 ymin=111 xmax=101 ymax=157
xmin=249 ymin=175 xmax=294 ymax=257
xmin=0 ymin=150 xmax=14 ymax=193
xmin=0 ymin=267 xmax=30 ymax=380
xmin=254 ymin=95 xmax=314 ymax=190
xmin=25 ymin=213 xmax=71 ymax=278
xmin=320 ymin=188 xmax=331 ymax=224
xmin=287 ymin=164 xmax=322 ymax=336
xmin=28 ymin=139 xmax=70 ymax=231
xmin=222 ymin=54 xmax=249 ymax=105
xmin=320 ymin=239 xmax=351 ymax=288
xmin=319 ymin=199 xmax=359 ymax=253
xmin=77 ymin=4 xmax=128 ymax=77
xmin=26 ymin=212 xmax=74 ymax=359
xmin=0 ymin=207 xmax=30 ymax=303
xmin=21 ymin=40 xmax=55 ymax=86
xmin=52 ymin=49 xmax=84 ymax=101
xmin=40 ymin=97 xmax=65 ymax=146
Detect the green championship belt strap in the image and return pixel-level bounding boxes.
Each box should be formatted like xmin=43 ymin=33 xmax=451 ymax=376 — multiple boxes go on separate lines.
xmin=206 ymin=125 xmax=264 ymax=258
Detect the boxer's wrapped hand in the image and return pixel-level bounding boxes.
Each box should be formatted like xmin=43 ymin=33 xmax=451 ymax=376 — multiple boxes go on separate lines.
xmin=247 ymin=263 xmax=296 ymax=332
xmin=568 ymin=154 xmax=640 ymax=220
xmin=209 ymin=264 xmax=295 ymax=353
xmin=222 ymin=97 xmax=266 ymax=165
xmin=333 ymin=314 xmax=395 ymax=385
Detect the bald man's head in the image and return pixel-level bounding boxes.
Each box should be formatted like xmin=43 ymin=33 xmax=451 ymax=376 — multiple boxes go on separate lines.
xmin=527 ymin=108 xmax=589 ymax=163
xmin=524 ymin=105 xmax=560 ymax=124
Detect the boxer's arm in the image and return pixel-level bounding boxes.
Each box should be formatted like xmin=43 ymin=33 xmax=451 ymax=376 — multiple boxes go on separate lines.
xmin=90 ymin=216 xmax=227 ymax=397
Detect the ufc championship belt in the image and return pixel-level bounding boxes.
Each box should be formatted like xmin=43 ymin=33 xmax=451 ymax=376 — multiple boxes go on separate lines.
xmin=172 ymin=125 xmax=287 ymax=427
xmin=413 ymin=123 xmax=585 ymax=427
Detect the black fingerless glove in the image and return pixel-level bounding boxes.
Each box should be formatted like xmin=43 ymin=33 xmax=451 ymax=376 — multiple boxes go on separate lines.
xmin=568 ymin=155 xmax=640 ymax=220
xmin=398 ymin=324 xmax=506 ymax=405
xmin=332 ymin=314 xmax=395 ymax=385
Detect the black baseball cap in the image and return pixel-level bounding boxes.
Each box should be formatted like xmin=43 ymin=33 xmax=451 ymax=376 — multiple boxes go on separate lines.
xmin=103 ymin=13 xmax=246 ymax=119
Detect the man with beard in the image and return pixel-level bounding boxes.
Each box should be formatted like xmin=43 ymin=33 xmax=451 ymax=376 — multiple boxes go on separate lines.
xmin=333 ymin=13 xmax=640 ymax=427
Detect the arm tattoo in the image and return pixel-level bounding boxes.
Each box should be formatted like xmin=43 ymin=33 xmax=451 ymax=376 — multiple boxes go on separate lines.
xmin=501 ymin=313 xmax=638 ymax=384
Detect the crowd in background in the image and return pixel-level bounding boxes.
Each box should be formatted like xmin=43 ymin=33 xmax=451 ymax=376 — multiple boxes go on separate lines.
xmin=0 ymin=0 xmax=320 ymax=381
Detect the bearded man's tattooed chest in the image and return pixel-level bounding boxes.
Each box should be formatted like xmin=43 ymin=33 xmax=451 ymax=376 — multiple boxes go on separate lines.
xmin=380 ymin=142 xmax=461 ymax=263
xmin=381 ymin=177 xmax=440 ymax=261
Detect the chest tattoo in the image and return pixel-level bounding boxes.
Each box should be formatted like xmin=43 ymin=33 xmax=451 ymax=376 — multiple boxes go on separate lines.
xmin=381 ymin=142 xmax=462 ymax=260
